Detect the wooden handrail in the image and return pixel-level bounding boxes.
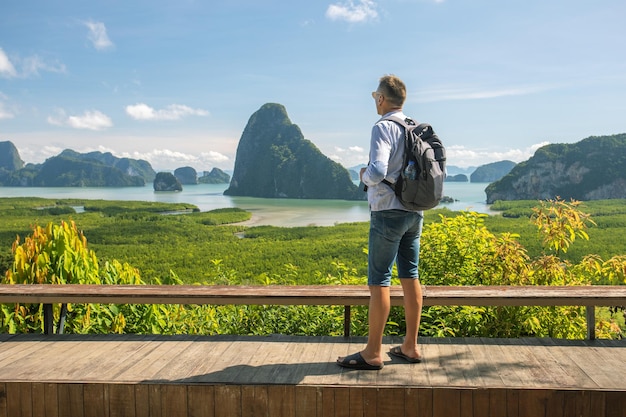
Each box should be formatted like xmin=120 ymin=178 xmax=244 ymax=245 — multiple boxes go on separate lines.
xmin=1 ymin=284 xmax=625 ymax=339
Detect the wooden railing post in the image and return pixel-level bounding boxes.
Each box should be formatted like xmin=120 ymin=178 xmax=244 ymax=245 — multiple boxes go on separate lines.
xmin=344 ymin=305 xmax=351 ymax=337
xmin=43 ymin=304 xmax=53 ymax=335
xmin=57 ymin=303 xmax=67 ymax=334
xmin=586 ymin=306 xmax=595 ymax=341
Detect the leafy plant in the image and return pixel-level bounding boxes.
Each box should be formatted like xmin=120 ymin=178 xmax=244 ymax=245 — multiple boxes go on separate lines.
xmin=5 ymin=220 xmax=100 ymax=285
xmin=531 ymin=197 xmax=596 ymax=255
xmin=1 ymin=197 xmax=625 ymax=339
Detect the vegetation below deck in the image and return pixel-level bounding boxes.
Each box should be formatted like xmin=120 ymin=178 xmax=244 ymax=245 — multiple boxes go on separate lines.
xmin=0 ymin=197 xmax=624 ymax=339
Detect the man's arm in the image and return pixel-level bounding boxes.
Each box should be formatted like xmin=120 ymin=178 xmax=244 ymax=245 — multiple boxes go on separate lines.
xmin=361 ymin=123 xmax=393 ymax=187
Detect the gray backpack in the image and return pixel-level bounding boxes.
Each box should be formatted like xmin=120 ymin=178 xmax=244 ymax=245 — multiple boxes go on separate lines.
xmin=382 ymin=115 xmax=446 ymax=210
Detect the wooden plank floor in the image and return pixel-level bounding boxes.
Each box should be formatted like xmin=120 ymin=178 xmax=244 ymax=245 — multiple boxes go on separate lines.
xmin=0 ymin=333 xmax=625 ymax=391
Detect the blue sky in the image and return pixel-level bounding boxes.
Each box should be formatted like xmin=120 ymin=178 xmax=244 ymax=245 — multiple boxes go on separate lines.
xmin=1 ymin=0 xmax=625 ymax=172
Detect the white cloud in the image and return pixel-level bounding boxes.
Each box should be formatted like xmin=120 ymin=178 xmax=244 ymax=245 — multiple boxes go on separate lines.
xmin=326 ymin=0 xmax=378 ymax=23
xmin=446 ymin=142 xmax=550 ymax=168
xmin=329 ymin=144 xmax=367 ymax=168
xmin=0 ymin=47 xmax=65 ymax=78
xmin=46 ymin=110 xmax=65 ymax=127
xmin=125 ymin=103 xmax=209 ymax=121
xmin=68 ymin=111 xmax=113 ymax=130
xmin=125 ymin=148 xmax=230 ymax=171
xmin=0 ymin=103 xmax=14 ymax=119
xmin=14 ymin=136 xmax=234 ymax=171
xmin=0 ymin=92 xmax=15 ymax=119
xmin=20 ymin=55 xmax=66 ymax=77
xmin=84 ymin=20 xmax=114 ymax=50
xmin=415 ymin=84 xmax=551 ymax=103
xmin=48 ymin=109 xmax=113 ymax=130
xmin=200 ymin=151 xmax=230 ymax=163
xmin=0 ymin=48 xmax=17 ymax=77
xmin=334 ymin=145 xmax=364 ymax=153
xmin=16 ymin=145 xmax=64 ymax=165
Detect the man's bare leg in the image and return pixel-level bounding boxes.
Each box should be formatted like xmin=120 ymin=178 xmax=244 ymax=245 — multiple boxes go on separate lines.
xmin=361 ymin=285 xmax=390 ymax=366
xmin=396 ymin=278 xmax=423 ymax=359
xmin=337 ymin=285 xmax=389 ymax=367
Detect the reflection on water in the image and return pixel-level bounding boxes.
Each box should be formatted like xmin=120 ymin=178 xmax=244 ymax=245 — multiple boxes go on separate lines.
xmin=0 ymin=182 xmax=491 ymax=227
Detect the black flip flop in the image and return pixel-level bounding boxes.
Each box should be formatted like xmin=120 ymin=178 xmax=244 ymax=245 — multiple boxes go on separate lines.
xmin=337 ymin=352 xmax=383 ymax=370
xmin=389 ymin=346 xmax=422 ymax=363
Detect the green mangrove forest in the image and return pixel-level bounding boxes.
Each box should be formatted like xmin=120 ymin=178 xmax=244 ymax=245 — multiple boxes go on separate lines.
xmin=1 ymin=197 xmax=625 ymax=339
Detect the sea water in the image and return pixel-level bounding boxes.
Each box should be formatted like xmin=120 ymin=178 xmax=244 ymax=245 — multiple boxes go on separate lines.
xmin=0 ymin=182 xmax=492 ymax=227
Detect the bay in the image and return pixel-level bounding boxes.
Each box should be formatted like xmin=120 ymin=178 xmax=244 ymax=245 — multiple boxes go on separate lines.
xmin=0 ymin=182 xmax=492 ymax=227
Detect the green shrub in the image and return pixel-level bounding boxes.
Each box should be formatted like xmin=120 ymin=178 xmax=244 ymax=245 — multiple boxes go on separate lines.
xmin=1 ymin=198 xmax=625 ymax=339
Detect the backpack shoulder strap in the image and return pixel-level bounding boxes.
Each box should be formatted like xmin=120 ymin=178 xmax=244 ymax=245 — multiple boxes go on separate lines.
xmin=381 ymin=115 xmax=417 ymax=155
xmin=381 ymin=114 xmax=433 ymax=136
xmin=381 ymin=115 xmax=418 ymax=131
xmin=379 ymin=115 xmax=417 ymax=190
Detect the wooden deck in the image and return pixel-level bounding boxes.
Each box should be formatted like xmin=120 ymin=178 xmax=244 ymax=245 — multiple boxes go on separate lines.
xmin=1 ymin=334 xmax=625 ymax=416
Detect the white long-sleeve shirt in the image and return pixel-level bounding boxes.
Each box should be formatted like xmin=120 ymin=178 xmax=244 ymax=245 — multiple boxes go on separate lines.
xmin=361 ymin=110 xmax=421 ymax=212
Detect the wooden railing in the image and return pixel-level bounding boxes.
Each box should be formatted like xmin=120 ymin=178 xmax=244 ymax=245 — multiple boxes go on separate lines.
xmin=1 ymin=284 xmax=625 ymax=340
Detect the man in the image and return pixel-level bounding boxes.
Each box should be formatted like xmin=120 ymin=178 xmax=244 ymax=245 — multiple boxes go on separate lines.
xmin=337 ymin=75 xmax=424 ymax=370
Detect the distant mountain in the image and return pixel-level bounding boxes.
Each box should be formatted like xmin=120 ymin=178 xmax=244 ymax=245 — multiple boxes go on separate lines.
xmin=174 ymin=166 xmax=198 ymax=184
xmin=446 ymin=165 xmax=476 ymax=177
xmin=470 ymin=160 xmax=516 ymax=183
xmin=348 ymin=170 xmax=360 ymax=182
xmin=486 ymin=134 xmax=626 ymax=203
xmin=349 ymin=164 xmax=477 ymax=182
xmin=154 ymin=172 xmax=182 ymax=191
xmin=446 ymin=174 xmax=469 ymax=182
xmin=199 ymin=168 xmax=230 ymax=184
xmin=349 ymin=164 xmax=367 ymax=172
xmin=224 ymin=103 xmax=364 ymax=200
xmin=0 ymin=141 xmax=24 ymax=172
xmin=33 ymin=155 xmax=146 ymax=187
xmin=0 ymin=144 xmax=156 ymax=187
xmin=347 ymin=164 xmax=365 ymax=182
xmin=59 ymin=149 xmax=156 ymax=183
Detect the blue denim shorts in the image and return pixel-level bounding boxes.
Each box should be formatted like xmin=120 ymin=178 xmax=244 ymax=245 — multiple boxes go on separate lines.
xmin=368 ymin=209 xmax=423 ymax=286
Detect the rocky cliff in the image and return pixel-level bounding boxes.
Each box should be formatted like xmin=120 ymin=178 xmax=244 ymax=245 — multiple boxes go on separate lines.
xmin=154 ymin=172 xmax=182 ymax=191
xmin=0 ymin=143 xmax=155 ymax=187
xmin=485 ymin=134 xmax=626 ymax=203
xmin=471 ymin=160 xmax=516 ymax=183
xmin=199 ymin=168 xmax=230 ymax=184
xmin=446 ymin=174 xmax=469 ymax=182
xmin=0 ymin=141 xmax=24 ymax=172
xmin=224 ymin=103 xmax=363 ymax=200
xmin=33 ymin=155 xmax=145 ymax=187
xmin=174 ymin=166 xmax=198 ymax=184
xmin=59 ymin=149 xmax=156 ymax=183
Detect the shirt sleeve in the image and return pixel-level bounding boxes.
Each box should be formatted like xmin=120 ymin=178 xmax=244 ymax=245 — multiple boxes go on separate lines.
xmin=362 ymin=122 xmax=393 ymax=187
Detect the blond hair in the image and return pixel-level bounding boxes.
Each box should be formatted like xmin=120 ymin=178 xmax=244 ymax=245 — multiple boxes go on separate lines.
xmin=378 ymin=75 xmax=406 ymax=107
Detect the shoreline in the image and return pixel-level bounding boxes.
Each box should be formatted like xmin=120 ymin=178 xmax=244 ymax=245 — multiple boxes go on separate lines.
xmin=0 ymin=183 xmax=491 ymax=227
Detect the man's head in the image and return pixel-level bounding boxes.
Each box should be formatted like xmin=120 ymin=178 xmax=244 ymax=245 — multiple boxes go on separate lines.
xmin=372 ymin=74 xmax=406 ymax=115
